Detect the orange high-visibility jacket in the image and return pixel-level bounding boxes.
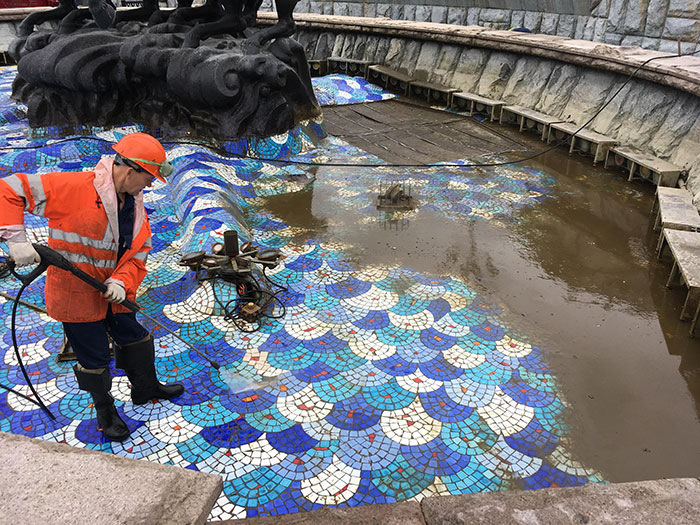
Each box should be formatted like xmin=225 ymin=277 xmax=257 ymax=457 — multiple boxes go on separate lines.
xmin=0 ymin=157 xmax=152 ymax=322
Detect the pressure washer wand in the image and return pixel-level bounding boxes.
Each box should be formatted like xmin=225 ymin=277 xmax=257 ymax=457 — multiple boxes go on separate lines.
xmin=26 ymin=244 xmax=221 ymax=369
xmin=135 ymin=308 xmax=220 ymax=369
xmin=30 ymin=244 xmax=142 ymax=310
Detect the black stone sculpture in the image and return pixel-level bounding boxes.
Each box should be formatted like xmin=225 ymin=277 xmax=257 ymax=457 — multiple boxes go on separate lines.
xmin=9 ymin=0 xmax=320 ymax=140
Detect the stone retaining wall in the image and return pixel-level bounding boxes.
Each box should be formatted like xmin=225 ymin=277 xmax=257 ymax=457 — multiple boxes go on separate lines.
xmin=260 ymin=0 xmax=700 ymax=54
xmin=1 ymin=9 xmax=698 ymax=201
xmin=6 ymin=1 xmax=700 ymax=53
xmin=291 ymin=21 xmax=700 ymax=204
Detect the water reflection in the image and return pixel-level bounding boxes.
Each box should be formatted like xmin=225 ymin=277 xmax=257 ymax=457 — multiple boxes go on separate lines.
xmin=260 ymin=137 xmax=700 ymax=483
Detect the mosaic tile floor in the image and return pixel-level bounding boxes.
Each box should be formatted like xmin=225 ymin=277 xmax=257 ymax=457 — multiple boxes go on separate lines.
xmin=312 ymin=74 xmax=397 ymax=106
xmin=0 ymin=68 xmax=602 ymax=520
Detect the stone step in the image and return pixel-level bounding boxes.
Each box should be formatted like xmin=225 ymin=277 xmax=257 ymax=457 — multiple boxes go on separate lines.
xmin=0 ymin=431 xmax=222 ymax=525
xmin=500 ymin=105 xmax=567 ymax=140
xmin=327 ymin=56 xmax=373 ymax=76
xmin=210 ymin=478 xmax=700 ymax=525
xmin=450 ymin=91 xmax=505 ymax=122
xmin=606 ymin=145 xmax=682 ymax=187
xmin=547 ymin=122 xmax=618 ymax=165
xmin=366 ymin=64 xmax=414 ymax=94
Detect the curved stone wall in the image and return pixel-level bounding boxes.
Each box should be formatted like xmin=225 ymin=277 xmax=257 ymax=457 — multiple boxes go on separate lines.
xmin=1 ymin=8 xmax=698 ymax=200
xmin=260 ymin=0 xmax=700 ymax=54
xmin=284 ymin=16 xmax=700 ymax=204
xmin=4 ymin=1 xmax=700 ymax=54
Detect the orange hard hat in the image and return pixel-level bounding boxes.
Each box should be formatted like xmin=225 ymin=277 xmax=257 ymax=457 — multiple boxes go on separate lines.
xmin=112 ymin=132 xmax=170 ymax=182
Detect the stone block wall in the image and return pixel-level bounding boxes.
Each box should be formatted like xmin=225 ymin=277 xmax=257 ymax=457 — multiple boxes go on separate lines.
xmin=294 ymin=28 xmax=700 ymax=200
xmin=259 ymin=0 xmax=700 ymax=53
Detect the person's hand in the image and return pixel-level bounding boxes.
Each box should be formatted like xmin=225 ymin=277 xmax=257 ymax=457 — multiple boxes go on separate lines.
xmin=104 ymin=282 xmax=126 ymax=303
xmin=8 ymin=241 xmax=40 ymax=266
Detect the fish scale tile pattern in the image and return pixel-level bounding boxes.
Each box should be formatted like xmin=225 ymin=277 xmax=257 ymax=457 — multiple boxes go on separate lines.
xmin=0 ymin=67 xmax=602 ymax=520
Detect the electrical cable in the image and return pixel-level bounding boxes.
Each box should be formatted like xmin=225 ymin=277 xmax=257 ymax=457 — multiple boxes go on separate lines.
xmin=262 ymin=266 xmax=288 ymax=291
xmin=0 ymin=277 xmax=55 ymax=419
xmin=0 ymin=381 xmax=41 ymax=404
xmin=0 ymin=257 xmax=9 ymax=279
xmin=209 ymin=278 xmax=259 ymax=333
xmin=0 ymin=48 xmax=697 ymax=169
xmin=257 ymin=289 xmax=287 ymax=319
xmin=199 ymin=266 xmax=287 ymax=333
xmin=219 ymin=47 xmax=700 ymax=169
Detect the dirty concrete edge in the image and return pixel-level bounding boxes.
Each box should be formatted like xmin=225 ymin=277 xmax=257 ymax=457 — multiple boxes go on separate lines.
xmin=2 ymin=9 xmax=693 ymax=94
xmin=208 ymin=478 xmax=700 ymax=524
xmin=256 ymin=13 xmax=700 ymax=96
xmin=416 ymin=478 xmax=700 ymax=524
xmin=0 ymin=431 xmax=223 ymax=525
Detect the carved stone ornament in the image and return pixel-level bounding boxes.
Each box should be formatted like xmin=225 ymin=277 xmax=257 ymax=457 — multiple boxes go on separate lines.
xmin=10 ymin=0 xmax=320 ymax=140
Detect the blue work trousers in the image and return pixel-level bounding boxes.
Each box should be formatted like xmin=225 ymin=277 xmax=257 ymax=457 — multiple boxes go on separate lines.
xmin=63 ymin=305 xmax=148 ymax=369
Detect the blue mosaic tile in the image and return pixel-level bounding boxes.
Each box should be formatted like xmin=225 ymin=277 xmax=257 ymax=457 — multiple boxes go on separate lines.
xmin=312 ymin=75 xmax=396 ymax=106
xmin=10 ymin=404 xmax=73 ymax=437
xmin=224 ymin=466 xmax=293 ymax=507
xmin=244 ymin=404 xmax=297 ymax=433
xmin=520 ymin=463 xmax=591 ymax=490
xmin=220 ymin=388 xmax=277 ymax=414
xmin=326 ymin=393 xmax=383 ymax=431
xmin=370 ymin=455 xmax=435 ymax=499
xmin=336 ymin=426 xmax=401 ymax=471
xmin=271 ymin=450 xmax=334 ymax=481
xmin=178 ymin=398 xmax=235 ymax=427
xmin=401 ymin=436 xmax=470 ymax=476
xmin=292 ymin=361 xmax=341 ymax=384
xmin=201 ymin=416 xmax=263 ymax=448
xmin=420 ymin=387 xmax=474 ymax=423
xmin=441 ymin=459 xmax=502 ymax=493
xmin=0 ymin=67 xmax=602 ymax=520
xmin=312 ymin=374 xmax=363 ymax=403
xmin=267 ymin=423 xmax=318 ymax=454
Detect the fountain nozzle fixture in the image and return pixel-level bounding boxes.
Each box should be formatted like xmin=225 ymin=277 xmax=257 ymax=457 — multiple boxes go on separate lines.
xmin=177 ymin=231 xmax=283 ymax=325
xmin=376 ymin=182 xmax=415 ymax=210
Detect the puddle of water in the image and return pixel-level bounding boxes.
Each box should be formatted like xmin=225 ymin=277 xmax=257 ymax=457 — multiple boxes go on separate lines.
xmin=517 ymin=150 xmax=700 ymax=483
xmin=262 ymin=137 xmax=700 ymax=483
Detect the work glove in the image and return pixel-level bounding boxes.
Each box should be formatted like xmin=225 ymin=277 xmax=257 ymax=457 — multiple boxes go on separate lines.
xmin=104 ymin=282 xmax=126 ymax=303
xmin=8 ymin=241 xmax=40 ymax=267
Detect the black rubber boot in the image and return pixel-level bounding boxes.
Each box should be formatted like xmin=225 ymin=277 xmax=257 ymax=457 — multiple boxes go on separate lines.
xmin=73 ymin=365 xmax=130 ymax=442
xmin=115 ymin=336 xmax=184 ymax=405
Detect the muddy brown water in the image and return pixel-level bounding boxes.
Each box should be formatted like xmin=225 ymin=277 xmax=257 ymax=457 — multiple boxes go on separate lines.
xmin=261 ymin=109 xmax=700 ymax=484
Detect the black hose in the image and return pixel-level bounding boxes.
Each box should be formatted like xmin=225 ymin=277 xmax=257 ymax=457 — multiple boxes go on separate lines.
xmin=0 ymin=257 xmax=9 ymax=279
xmin=0 ymin=381 xmax=41 ymax=404
xmin=0 ymin=280 xmax=55 ymax=419
xmin=262 ymin=266 xmax=288 ymax=291
xmin=200 ymin=270 xmax=287 ymax=333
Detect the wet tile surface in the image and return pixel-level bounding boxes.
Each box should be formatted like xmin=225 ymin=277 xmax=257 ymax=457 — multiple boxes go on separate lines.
xmin=0 ymin=69 xmax=601 ymax=520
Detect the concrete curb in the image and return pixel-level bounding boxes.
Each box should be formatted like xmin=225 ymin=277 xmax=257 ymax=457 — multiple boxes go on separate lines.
xmin=0 ymin=431 xmax=223 ymax=525
xmin=215 ymin=501 xmax=427 ymax=524
xmin=256 ymin=13 xmax=700 ymax=96
xmin=3 ymin=432 xmax=700 ymax=525
xmin=420 ymin=478 xmax=700 ymax=524
xmin=210 ymin=478 xmax=700 ymax=524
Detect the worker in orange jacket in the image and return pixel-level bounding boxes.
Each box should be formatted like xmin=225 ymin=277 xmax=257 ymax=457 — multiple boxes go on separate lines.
xmin=0 ymin=132 xmax=184 ymax=442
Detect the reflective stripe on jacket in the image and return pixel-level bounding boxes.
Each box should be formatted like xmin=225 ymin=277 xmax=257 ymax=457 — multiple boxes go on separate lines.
xmin=0 ymin=157 xmax=152 ymax=322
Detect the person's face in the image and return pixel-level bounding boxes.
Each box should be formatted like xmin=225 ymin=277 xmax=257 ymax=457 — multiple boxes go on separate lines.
xmin=124 ymin=166 xmax=155 ymax=195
